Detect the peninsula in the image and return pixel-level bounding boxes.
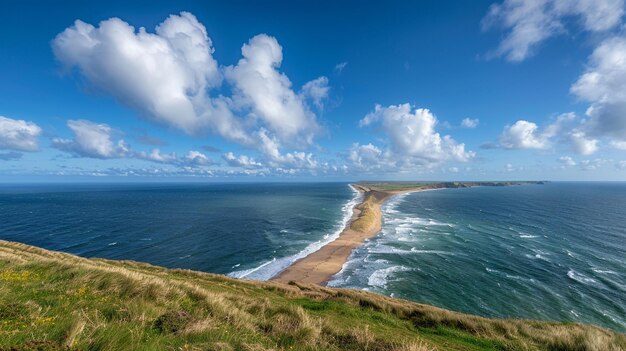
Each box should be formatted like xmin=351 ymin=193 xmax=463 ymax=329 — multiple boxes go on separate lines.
xmin=273 ymin=181 xmax=542 ymax=285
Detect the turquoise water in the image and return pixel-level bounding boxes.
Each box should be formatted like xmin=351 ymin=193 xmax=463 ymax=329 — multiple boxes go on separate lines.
xmin=328 ymin=182 xmax=626 ymax=332
xmin=1 ymin=182 xmax=625 ymax=332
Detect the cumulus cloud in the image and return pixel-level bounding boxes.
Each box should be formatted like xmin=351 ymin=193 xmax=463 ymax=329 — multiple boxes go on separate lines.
xmin=0 ymin=116 xmax=42 ymax=152
xmin=571 ymin=34 xmax=626 ymax=140
xmin=223 ymin=152 xmax=263 ymax=168
xmin=51 ymin=13 xmax=248 ymax=140
xmin=53 ymin=13 xmax=327 ymax=160
xmin=346 ymin=105 xmax=474 ymax=173
xmin=253 ymin=128 xmax=319 ymax=169
xmin=568 ymin=130 xmax=598 ymax=155
xmin=183 ymin=150 xmax=211 ymax=166
xmin=346 ymin=143 xmax=393 ymax=171
xmin=461 ymin=118 xmax=479 ymax=128
xmin=300 ymin=76 xmax=330 ymax=109
xmin=360 ymin=104 xmax=475 ymax=164
xmin=483 ymin=0 xmax=624 ymax=62
xmin=497 ymin=113 xmax=595 ymax=153
xmin=616 ymin=160 xmax=626 ymax=169
xmin=135 ymin=148 xmax=177 ymax=163
xmin=52 ymin=119 xmax=212 ymax=167
xmin=135 ymin=149 xmax=212 ymax=166
xmin=499 ymin=120 xmax=549 ymax=149
xmin=225 ymin=34 xmax=321 ymax=147
xmin=52 ymin=120 xmax=130 ymax=158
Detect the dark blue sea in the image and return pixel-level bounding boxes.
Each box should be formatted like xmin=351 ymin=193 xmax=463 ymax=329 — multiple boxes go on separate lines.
xmin=1 ymin=182 xmax=625 ymax=332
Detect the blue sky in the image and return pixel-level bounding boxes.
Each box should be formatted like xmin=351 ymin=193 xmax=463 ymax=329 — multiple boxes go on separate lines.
xmin=1 ymin=0 xmax=626 ymax=181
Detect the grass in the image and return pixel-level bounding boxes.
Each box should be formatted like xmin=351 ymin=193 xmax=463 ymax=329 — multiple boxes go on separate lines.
xmin=357 ymin=181 xmax=544 ymax=192
xmin=358 ymin=183 xmax=433 ymax=192
xmin=349 ymin=191 xmax=381 ymax=232
xmin=1 ymin=240 xmax=624 ymax=351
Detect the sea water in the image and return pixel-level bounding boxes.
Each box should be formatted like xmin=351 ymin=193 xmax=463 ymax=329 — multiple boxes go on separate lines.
xmin=0 ymin=183 xmax=356 ymax=276
xmin=328 ymin=182 xmax=626 ymax=332
xmin=1 ymin=182 xmax=624 ymax=332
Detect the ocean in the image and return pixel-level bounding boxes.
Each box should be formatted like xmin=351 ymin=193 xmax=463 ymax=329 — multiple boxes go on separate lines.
xmin=0 ymin=182 xmax=624 ymax=332
xmin=328 ymin=182 xmax=626 ymax=332
xmin=0 ymin=183 xmax=355 ymax=280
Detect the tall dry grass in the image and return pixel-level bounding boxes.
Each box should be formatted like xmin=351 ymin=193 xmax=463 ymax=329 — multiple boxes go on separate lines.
xmin=1 ymin=240 xmax=625 ymax=351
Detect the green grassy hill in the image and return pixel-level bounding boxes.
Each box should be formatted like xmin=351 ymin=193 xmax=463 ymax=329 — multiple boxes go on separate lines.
xmin=1 ymin=240 xmax=624 ymax=351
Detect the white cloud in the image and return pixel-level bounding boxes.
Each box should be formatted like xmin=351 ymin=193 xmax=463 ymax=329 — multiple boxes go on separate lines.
xmin=554 ymin=0 xmax=625 ymax=31
xmin=52 ymin=13 xmax=250 ymax=141
xmin=483 ymin=0 xmax=624 ymax=62
xmin=53 ymin=13 xmax=327 ymax=161
xmin=360 ymin=104 xmax=474 ymax=164
xmin=504 ymin=163 xmax=515 ymax=172
xmin=461 ymin=118 xmax=479 ymax=128
xmin=0 ymin=116 xmax=42 ymax=152
xmin=254 ymin=128 xmax=318 ymax=169
xmin=498 ymin=113 xmax=588 ymax=152
xmin=136 ymin=149 xmax=177 ymax=163
xmin=184 ymin=150 xmax=211 ymax=166
xmin=135 ymin=148 xmax=212 ymax=166
xmin=580 ymin=158 xmax=608 ymax=170
xmin=51 ymin=119 xmax=213 ymax=167
xmin=300 ymin=76 xmax=330 ymax=109
xmin=571 ymin=34 xmax=626 ymax=140
xmin=52 ymin=120 xmax=129 ymax=158
xmin=616 ymin=160 xmax=626 ymax=169
xmin=334 ymin=61 xmax=348 ymax=73
xmin=223 ymin=152 xmax=263 ymax=168
xmin=225 ymin=34 xmax=321 ymax=147
xmin=558 ymin=156 xmax=577 ymax=167
xmin=346 ymin=143 xmax=392 ymax=171
xmin=568 ymin=130 xmax=598 ymax=155
xmin=499 ymin=120 xmax=550 ymax=149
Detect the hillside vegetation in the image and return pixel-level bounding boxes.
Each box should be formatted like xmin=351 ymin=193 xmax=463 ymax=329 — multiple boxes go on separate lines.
xmin=1 ymin=240 xmax=624 ymax=351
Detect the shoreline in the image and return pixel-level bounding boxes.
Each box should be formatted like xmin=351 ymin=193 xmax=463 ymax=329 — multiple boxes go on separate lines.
xmin=272 ymin=181 xmax=539 ymax=285
xmin=271 ymin=184 xmax=424 ymax=285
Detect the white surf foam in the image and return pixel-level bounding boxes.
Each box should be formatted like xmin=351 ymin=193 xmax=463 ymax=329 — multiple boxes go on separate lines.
xmin=592 ymin=268 xmax=617 ymax=274
xmin=567 ymin=269 xmax=597 ymax=285
xmin=368 ymin=266 xmax=410 ymax=288
xmin=519 ymin=234 xmax=539 ymax=239
xmin=228 ymin=184 xmax=363 ymax=281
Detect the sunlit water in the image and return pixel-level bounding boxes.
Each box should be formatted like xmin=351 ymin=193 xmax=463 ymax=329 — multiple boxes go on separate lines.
xmin=0 ymin=183 xmax=355 ymax=278
xmin=329 ymin=182 xmax=626 ymax=332
xmin=1 ymin=182 xmax=624 ymax=332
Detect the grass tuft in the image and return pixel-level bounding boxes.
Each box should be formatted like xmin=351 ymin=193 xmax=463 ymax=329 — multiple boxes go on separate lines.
xmin=0 ymin=240 xmax=624 ymax=351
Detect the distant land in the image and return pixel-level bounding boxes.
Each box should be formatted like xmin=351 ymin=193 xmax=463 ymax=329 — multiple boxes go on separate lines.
xmin=1 ymin=240 xmax=624 ymax=350
xmin=274 ymin=181 xmax=544 ymax=285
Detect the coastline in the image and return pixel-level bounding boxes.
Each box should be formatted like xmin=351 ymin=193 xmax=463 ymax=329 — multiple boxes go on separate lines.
xmin=2 ymin=239 xmax=622 ymax=350
xmin=272 ymin=184 xmax=423 ymax=285
xmin=272 ymin=181 xmax=540 ymax=285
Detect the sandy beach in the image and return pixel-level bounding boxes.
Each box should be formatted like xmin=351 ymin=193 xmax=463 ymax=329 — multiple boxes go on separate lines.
xmin=272 ymin=181 xmax=533 ymax=285
xmin=272 ymin=184 xmax=424 ymax=285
